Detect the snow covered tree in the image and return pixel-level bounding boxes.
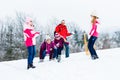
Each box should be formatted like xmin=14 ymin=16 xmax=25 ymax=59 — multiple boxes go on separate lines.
xmin=111 ymin=31 xmax=120 ymax=47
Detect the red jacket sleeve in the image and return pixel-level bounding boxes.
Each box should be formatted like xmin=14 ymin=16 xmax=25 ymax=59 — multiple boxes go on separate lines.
xmin=66 ymin=32 xmax=71 ymax=36
xmin=65 ymin=26 xmax=71 ymax=36
xmin=62 ymin=26 xmax=71 ymax=38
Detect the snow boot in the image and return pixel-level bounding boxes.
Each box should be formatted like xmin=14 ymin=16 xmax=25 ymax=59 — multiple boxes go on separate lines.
xmin=30 ymin=64 xmax=36 ymax=68
xmin=49 ymin=58 xmax=53 ymax=61
xmin=40 ymin=59 xmax=44 ymax=62
xmin=27 ymin=64 xmax=31 ymax=69
xmin=91 ymin=55 xmax=99 ymax=60
xmin=57 ymin=55 xmax=61 ymax=62
xmin=95 ymin=56 xmax=99 ymax=59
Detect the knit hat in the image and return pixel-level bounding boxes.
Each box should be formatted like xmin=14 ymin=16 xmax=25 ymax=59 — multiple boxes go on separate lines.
xmin=45 ymin=34 xmax=51 ymax=40
xmin=90 ymin=11 xmax=99 ymax=19
xmin=26 ymin=17 xmax=32 ymax=23
xmin=54 ymin=33 xmax=60 ymax=38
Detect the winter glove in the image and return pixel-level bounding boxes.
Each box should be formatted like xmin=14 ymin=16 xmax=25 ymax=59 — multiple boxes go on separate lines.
xmin=54 ymin=46 xmax=57 ymax=49
xmin=50 ymin=48 xmax=52 ymax=51
xmin=46 ymin=49 xmax=48 ymax=53
xmin=64 ymin=41 xmax=69 ymax=45
xmin=56 ymin=43 xmax=60 ymax=47
xmin=70 ymin=32 xmax=75 ymax=35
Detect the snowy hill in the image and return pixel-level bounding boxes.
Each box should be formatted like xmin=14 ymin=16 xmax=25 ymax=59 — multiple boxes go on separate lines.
xmin=0 ymin=48 xmax=120 ymax=80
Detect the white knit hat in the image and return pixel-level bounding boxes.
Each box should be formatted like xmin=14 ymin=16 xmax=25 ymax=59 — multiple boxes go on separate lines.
xmin=26 ymin=17 xmax=32 ymax=23
xmin=91 ymin=10 xmax=99 ymax=18
xmin=45 ymin=34 xmax=51 ymax=40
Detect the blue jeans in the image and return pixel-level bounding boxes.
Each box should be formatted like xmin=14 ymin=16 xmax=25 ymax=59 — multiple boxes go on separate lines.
xmin=41 ymin=50 xmax=53 ymax=60
xmin=53 ymin=48 xmax=63 ymax=59
xmin=41 ymin=50 xmax=46 ymax=59
xmin=27 ymin=45 xmax=36 ymax=65
xmin=64 ymin=43 xmax=69 ymax=58
xmin=53 ymin=48 xmax=58 ymax=59
xmin=88 ymin=36 xmax=98 ymax=57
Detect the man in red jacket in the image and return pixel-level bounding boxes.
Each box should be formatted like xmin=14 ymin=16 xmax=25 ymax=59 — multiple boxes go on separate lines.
xmin=54 ymin=20 xmax=72 ymax=58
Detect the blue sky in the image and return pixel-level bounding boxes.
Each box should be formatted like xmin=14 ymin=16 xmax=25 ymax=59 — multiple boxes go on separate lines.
xmin=0 ymin=0 xmax=120 ymax=32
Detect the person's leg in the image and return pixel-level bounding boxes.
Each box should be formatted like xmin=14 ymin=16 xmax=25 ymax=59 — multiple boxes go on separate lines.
xmin=53 ymin=48 xmax=58 ymax=59
xmin=88 ymin=36 xmax=94 ymax=56
xmin=40 ymin=50 xmax=43 ymax=60
xmin=29 ymin=45 xmax=36 ymax=68
xmin=91 ymin=37 xmax=98 ymax=58
xmin=40 ymin=50 xmax=46 ymax=62
xmin=64 ymin=43 xmax=69 ymax=58
xmin=27 ymin=46 xmax=33 ymax=69
xmin=88 ymin=36 xmax=98 ymax=59
xmin=42 ymin=50 xmax=46 ymax=59
xmin=49 ymin=51 xmax=53 ymax=60
xmin=32 ymin=45 xmax=36 ymax=64
xmin=57 ymin=48 xmax=63 ymax=62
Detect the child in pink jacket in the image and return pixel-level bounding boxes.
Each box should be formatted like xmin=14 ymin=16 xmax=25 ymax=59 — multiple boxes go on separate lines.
xmin=23 ymin=17 xmax=39 ymax=69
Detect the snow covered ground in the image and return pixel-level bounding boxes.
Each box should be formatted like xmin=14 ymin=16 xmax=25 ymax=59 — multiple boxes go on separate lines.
xmin=0 ymin=48 xmax=120 ymax=80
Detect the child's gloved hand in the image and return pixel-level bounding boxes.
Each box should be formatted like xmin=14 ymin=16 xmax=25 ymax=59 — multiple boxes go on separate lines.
xmin=54 ymin=46 xmax=57 ymax=49
xmin=50 ymin=48 xmax=52 ymax=51
xmin=56 ymin=43 xmax=60 ymax=47
xmin=65 ymin=42 xmax=69 ymax=45
xmin=46 ymin=49 xmax=48 ymax=52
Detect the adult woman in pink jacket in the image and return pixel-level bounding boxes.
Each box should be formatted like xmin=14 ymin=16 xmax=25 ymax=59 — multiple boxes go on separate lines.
xmin=23 ymin=18 xmax=40 ymax=69
xmin=88 ymin=14 xmax=99 ymax=60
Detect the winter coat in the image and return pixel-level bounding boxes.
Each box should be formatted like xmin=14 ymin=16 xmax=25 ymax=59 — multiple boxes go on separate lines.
xmin=55 ymin=24 xmax=71 ymax=39
xmin=89 ymin=20 xmax=99 ymax=37
xmin=23 ymin=25 xmax=39 ymax=47
xmin=32 ymin=31 xmax=39 ymax=45
xmin=39 ymin=41 xmax=54 ymax=59
xmin=54 ymin=37 xmax=64 ymax=49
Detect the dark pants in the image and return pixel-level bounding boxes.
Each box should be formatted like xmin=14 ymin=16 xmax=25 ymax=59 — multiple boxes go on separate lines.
xmin=53 ymin=47 xmax=63 ymax=59
xmin=64 ymin=43 xmax=69 ymax=58
xmin=53 ymin=48 xmax=58 ymax=59
xmin=27 ymin=45 xmax=36 ymax=65
xmin=88 ymin=36 xmax=98 ymax=57
xmin=41 ymin=50 xmax=53 ymax=60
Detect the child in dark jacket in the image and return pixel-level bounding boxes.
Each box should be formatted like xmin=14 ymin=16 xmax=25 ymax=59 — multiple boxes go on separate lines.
xmin=39 ymin=35 xmax=54 ymax=62
xmin=53 ymin=33 xmax=65 ymax=62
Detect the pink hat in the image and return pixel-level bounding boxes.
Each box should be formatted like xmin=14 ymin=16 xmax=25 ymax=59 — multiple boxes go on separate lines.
xmin=26 ymin=17 xmax=32 ymax=23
